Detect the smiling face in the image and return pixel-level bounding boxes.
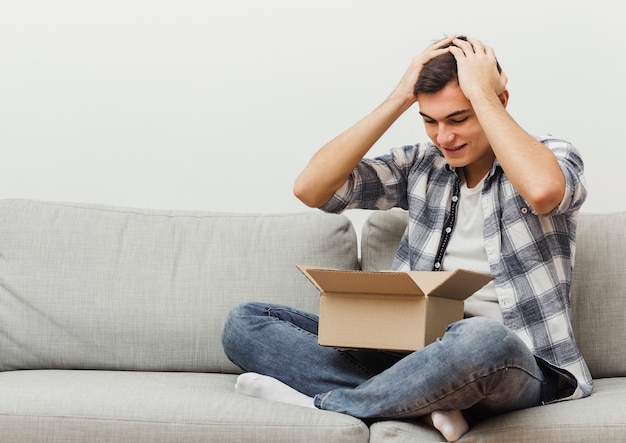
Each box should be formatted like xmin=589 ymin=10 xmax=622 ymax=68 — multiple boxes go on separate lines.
xmin=417 ymin=81 xmax=496 ymax=187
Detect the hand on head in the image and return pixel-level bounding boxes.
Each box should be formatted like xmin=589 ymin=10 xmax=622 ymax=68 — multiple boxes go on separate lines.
xmin=448 ymin=37 xmax=508 ymax=100
xmin=393 ymin=35 xmax=456 ymax=102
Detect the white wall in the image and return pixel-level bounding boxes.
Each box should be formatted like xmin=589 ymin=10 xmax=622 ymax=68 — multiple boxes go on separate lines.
xmin=2 ymin=0 xmax=624 ymax=229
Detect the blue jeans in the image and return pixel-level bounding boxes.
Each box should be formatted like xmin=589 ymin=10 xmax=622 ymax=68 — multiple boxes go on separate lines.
xmin=221 ymin=302 xmax=546 ymax=422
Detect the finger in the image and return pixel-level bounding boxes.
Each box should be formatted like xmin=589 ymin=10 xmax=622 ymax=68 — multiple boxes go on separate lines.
xmin=429 ymin=35 xmax=456 ymax=50
xmin=467 ymin=38 xmax=486 ymax=54
xmin=448 ymin=44 xmax=463 ymax=55
xmin=451 ymin=38 xmax=474 ymax=55
xmin=498 ymin=72 xmax=509 ymax=93
xmin=447 ymin=45 xmax=466 ymax=64
xmin=484 ymin=44 xmax=497 ymax=59
xmin=448 ymin=45 xmax=463 ymax=56
xmin=422 ymin=46 xmax=452 ymax=66
xmin=420 ymin=36 xmax=455 ymax=63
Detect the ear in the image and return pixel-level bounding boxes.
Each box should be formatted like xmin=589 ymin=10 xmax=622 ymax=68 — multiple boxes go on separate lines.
xmin=498 ymin=89 xmax=510 ymax=108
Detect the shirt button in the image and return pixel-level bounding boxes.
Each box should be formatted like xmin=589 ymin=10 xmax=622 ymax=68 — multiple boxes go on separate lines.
xmin=434 ymin=262 xmax=441 ymax=269
xmin=445 ymin=227 xmax=452 ymax=234
xmin=452 ymin=196 xmax=459 ymax=202
xmin=520 ymin=207 xmax=528 ymax=214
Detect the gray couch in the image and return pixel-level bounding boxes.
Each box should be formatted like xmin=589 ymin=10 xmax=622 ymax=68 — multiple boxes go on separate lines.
xmin=0 ymin=199 xmax=623 ymax=442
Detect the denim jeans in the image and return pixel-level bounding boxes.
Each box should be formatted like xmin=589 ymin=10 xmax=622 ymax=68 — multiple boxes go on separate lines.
xmin=221 ymin=302 xmax=546 ymax=422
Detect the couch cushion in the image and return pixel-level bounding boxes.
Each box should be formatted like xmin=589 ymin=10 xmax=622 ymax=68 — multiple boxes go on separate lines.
xmin=0 ymin=370 xmax=369 ymax=443
xmin=361 ymin=210 xmax=626 ymax=379
xmin=360 ymin=209 xmax=408 ymax=272
xmin=570 ymin=212 xmax=626 ymax=378
xmin=0 ymin=199 xmax=358 ymax=373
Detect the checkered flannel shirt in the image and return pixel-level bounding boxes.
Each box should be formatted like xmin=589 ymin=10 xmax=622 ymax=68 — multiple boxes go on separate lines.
xmin=320 ymin=135 xmax=593 ymax=401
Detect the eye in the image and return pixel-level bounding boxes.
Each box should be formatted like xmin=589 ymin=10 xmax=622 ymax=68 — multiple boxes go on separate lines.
xmin=451 ymin=117 xmax=468 ymax=124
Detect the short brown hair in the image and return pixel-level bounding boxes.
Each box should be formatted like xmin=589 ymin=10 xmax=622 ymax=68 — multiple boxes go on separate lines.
xmin=414 ymin=36 xmax=501 ymax=96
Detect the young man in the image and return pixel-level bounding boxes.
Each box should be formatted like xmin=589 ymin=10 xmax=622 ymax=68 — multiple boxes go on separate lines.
xmin=221 ymin=36 xmax=592 ymax=442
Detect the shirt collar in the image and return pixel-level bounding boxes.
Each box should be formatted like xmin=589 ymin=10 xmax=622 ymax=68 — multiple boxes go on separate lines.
xmin=444 ymin=159 xmax=501 ymax=182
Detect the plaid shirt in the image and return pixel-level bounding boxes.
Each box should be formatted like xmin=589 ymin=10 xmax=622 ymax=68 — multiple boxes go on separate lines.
xmin=321 ymin=136 xmax=593 ymax=401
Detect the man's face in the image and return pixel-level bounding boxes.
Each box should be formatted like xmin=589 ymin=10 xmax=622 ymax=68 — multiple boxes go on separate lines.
xmin=417 ymin=81 xmax=495 ymax=185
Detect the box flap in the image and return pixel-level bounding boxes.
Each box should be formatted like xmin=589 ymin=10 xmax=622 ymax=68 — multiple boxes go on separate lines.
xmin=409 ymin=269 xmax=494 ymax=300
xmin=297 ymin=265 xmax=424 ymax=296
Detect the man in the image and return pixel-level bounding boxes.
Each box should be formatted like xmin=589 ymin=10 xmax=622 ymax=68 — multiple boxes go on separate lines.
xmin=221 ymin=36 xmax=592 ymax=442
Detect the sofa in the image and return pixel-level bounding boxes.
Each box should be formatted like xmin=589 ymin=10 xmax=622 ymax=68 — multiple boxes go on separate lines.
xmin=0 ymin=198 xmax=623 ymax=442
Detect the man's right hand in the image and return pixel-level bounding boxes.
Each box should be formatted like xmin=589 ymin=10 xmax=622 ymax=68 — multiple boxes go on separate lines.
xmin=391 ymin=35 xmax=456 ymax=103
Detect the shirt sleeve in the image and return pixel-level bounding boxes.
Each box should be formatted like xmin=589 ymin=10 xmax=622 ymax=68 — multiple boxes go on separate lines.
xmin=320 ymin=144 xmax=426 ymax=213
xmin=542 ymin=136 xmax=587 ymax=215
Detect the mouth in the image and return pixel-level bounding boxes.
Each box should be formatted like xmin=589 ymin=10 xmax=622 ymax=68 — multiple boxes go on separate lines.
xmin=441 ymin=143 xmax=467 ymax=153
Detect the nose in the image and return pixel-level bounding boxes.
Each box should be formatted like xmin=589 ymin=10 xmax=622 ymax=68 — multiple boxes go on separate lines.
xmin=436 ymin=124 xmax=455 ymax=147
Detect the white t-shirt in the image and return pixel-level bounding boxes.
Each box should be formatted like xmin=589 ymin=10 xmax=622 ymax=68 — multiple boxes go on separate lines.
xmin=443 ymin=173 xmax=503 ymax=322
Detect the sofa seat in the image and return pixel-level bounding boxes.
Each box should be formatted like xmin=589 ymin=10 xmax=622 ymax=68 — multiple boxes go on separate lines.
xmin=0 ymin=370 xmax=369 ymax=442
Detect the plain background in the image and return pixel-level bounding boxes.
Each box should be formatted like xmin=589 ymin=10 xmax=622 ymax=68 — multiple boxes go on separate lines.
xmin=2 ymin=0 xmax=624 ymax=233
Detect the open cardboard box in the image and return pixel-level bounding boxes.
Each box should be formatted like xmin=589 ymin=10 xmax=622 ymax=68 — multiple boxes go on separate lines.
xmin=297 ymin=265 xmax=494 ymax=352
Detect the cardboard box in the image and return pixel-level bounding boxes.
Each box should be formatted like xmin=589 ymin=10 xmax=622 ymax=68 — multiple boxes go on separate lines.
xmin=297 ymin=265 xmax=494 ymax=352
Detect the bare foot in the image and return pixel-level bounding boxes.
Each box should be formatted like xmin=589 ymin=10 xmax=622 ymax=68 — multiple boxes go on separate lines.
xmin=235 ymin=372 xmax=316 ymax=409
xmin=431 ymin=410 xmax=469 ymax=442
